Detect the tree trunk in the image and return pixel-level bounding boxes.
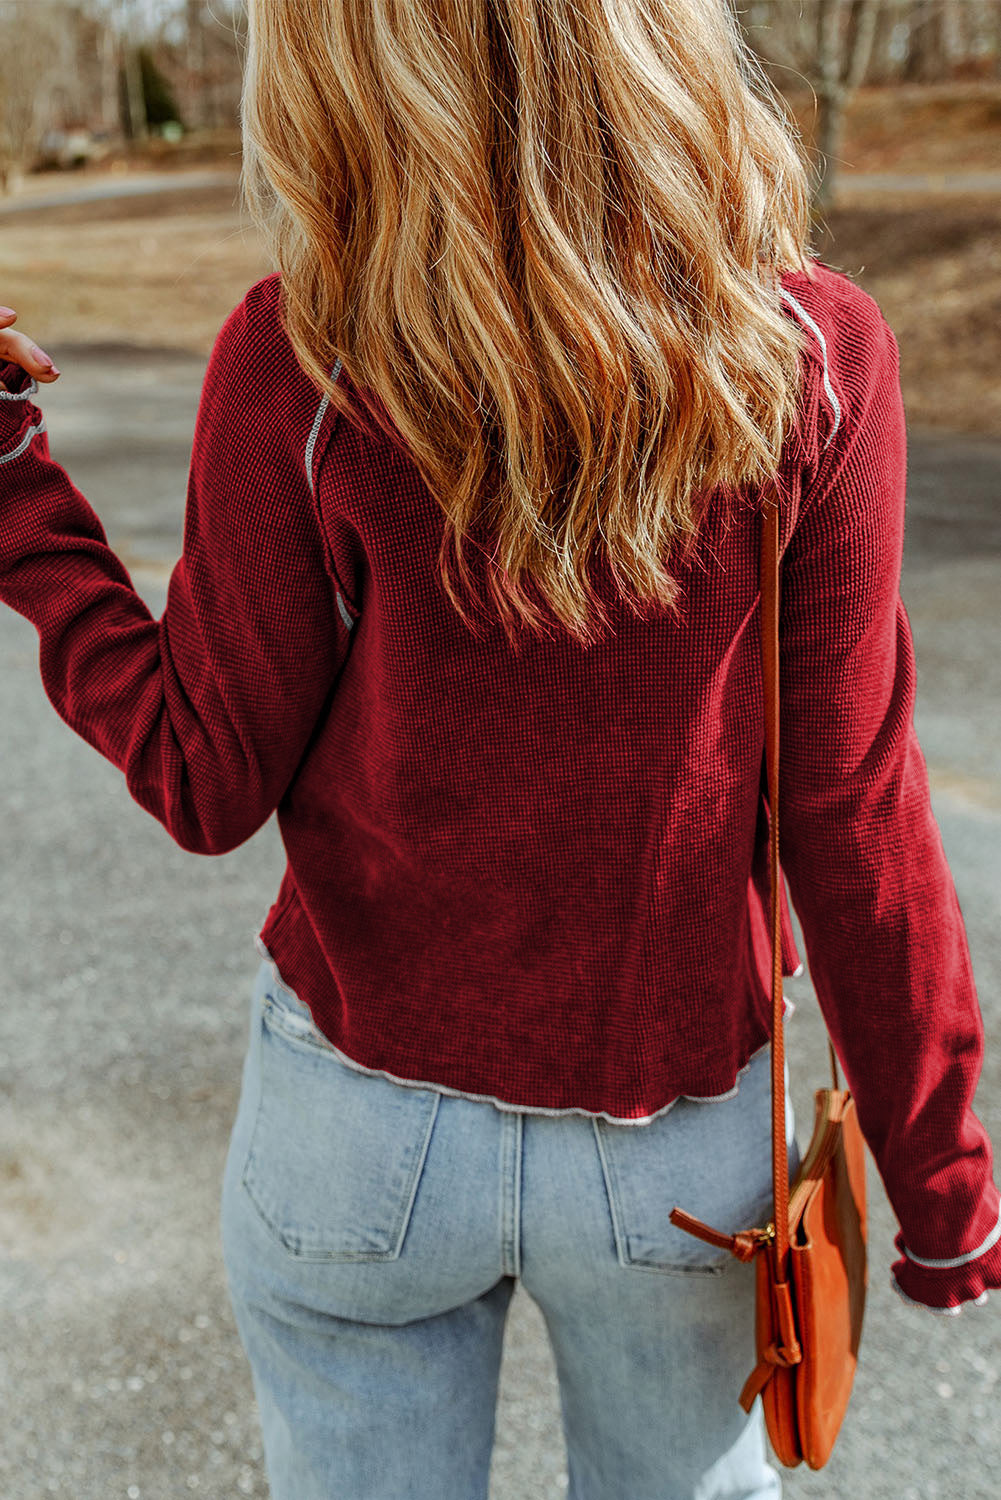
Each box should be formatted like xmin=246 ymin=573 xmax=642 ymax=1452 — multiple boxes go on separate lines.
xmin=813 ymin=0 xmax=847 ymax=211
xmin=813 ymin=82 xmax=849 ymax=211
xmin=123 ymin=41 xmax=148 ymax=141
xmin=100 ymin=19 xmax=120 ymax=133
xmin=904 ymin=0 xmax=947 ymax=83
xmin=812 ymin=0 xmax=880 ymax=212
xmin=187 ymin=0 xmax=209 ymax=129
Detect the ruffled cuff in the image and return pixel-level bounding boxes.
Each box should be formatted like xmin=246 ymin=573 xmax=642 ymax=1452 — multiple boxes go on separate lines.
xmin=890 ymin=1274 xmax=990 ymax=1316
xmin=890 ymin=1200 xmax=1001 ymax=1313
xmin=0 ymin=360 xmax=38 ymax=401
xmin=0 ymin=361 xmax=45 ymax=463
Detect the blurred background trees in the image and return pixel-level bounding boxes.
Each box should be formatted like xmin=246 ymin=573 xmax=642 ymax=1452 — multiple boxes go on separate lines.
xmin=739 ymin=0 xmax=1001 ymax=206
xmin=0 ymin=0 xmax=248 ymax=187
xmin=0 ymin=0 xmax=997 ymax=199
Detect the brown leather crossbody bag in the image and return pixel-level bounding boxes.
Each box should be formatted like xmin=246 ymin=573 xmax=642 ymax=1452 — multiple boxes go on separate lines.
xmin=670 ymin=496 xmax=869 ymax=1471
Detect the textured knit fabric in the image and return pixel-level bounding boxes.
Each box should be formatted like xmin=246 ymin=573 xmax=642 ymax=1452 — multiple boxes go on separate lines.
xmin=1 ymin=259 xmax=998 ymax=1313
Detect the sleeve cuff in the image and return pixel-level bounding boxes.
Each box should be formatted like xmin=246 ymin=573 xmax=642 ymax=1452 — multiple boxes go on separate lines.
xmin=0 ymin=361 xmax=46 ymax=462
xmin=890 ymin=1199 xmax=1001 ymax=1312
xmin=0 ymin=361 xmax=39 ymax=400
xmin=900 ymin=1197 xmax=1001 ymax=1268
xmin=890 ymin=1272 xmax=990 ymax=1316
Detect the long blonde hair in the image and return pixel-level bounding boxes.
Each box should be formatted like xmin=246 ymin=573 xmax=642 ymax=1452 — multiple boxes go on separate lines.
xmin=240 ymin=0 xmax=818 ymax=648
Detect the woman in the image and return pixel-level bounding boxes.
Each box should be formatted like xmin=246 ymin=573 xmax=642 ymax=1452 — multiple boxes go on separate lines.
xmin=2 ymin=0 xmax=998 ymax=1495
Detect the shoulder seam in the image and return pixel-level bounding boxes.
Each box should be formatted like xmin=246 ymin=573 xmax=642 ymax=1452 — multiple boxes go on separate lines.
xmin=306 ymin=358 xmax=360 ymax=627
xmin=305 ymin=358 xmax=344 ymax=500
xmin=239 ymin=281 xmax=358 ymax=629
xmin=780 ymin=286 xmax=842 ymax=451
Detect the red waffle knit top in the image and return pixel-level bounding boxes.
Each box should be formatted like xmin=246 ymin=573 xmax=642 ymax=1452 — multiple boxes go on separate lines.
xmin=1 ymin=260 xmax=998 ymax=1312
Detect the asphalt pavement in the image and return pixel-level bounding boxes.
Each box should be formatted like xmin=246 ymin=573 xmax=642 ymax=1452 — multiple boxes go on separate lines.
xmin=1 ymin=164 xmax=999 ymax=219
xmin=1 ymin=345 xmax=999 ymax=1499
xmin=0 ymin=168 xmax=240 ymax=214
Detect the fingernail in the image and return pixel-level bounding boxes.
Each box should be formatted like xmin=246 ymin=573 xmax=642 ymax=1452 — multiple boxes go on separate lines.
xmin=49 ymin=366 xmax=61 ymax=376
xmin=30 ymin=344 xmax=53 ymax=369
xmin=0 ymin=306 xmax=16 ymax=317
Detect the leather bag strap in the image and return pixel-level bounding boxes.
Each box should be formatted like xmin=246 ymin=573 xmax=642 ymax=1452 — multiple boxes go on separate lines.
xmin=760 ymin=494 xmax=841 ymax=1273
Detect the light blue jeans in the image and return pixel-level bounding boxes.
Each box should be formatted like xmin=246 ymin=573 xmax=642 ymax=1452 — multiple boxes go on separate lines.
xmin=220 ymin=957 xmax=802 ymax=1500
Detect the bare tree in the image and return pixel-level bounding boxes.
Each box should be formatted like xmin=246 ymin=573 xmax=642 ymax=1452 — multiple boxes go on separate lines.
xmin=738 ymin=0 xmax=882 ymax=211
xmin=98 ymin=11 xmax=121 ymax=132
xmin=814 ymin=0 xmax=881 ymax=205
xmin=178 ymin=0 xmax=246 ymax=130
xmin=866 ymin=0 xmax=917 ymax=83
xmin=186 ymin=0 xmax=209 ymax=129
xmin=118 ymin=0 xmax=149 ymax=140
xmin=904 ymin=0 xmax=949 ymax=81
xmin=0 ymin=0 xmax=174 ymax=187
xmin=0 ymin=0 xmax=78 ymax=190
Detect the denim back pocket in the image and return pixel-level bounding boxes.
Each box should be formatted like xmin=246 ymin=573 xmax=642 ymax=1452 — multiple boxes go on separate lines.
xmin=240 ymin=977 xmax=441 ymax=1261
xmin=593 ymin=1048 xmax=795 ymax=1275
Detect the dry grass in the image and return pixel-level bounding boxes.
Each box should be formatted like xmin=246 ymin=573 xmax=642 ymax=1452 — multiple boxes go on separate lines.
xmin=790 ymin=79 xmax=1001 ymax=174
xmin=1 ymin=82 xmax=999 ymax=434
xmin=0 ymin=179 xmax=269 ymax=355
xmin=814 ymin=199 xmax=1001 ymax=436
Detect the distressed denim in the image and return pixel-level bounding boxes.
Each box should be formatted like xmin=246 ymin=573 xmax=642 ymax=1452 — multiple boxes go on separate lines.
xmin=220 ymin=957 xmax=801 ymax=1499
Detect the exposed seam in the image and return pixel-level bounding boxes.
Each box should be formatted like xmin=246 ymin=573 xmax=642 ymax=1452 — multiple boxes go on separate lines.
xmin=253 ymin=934 xmax=793 ymax=1127
xmin=779 ymin=287 xmax=842 ymax=449
xmin=335 ymin=592 xmax=354 ymax=631
xmin=889 ymin=1275 xmax=990 ymax=1315
xmin=0 ymin=372 xmax=39 ymax=401
xmin=889 ymin=1276 xmax=962 ymax=1315
xmin=305 ymin=358 xmax=357 ymax=631
xmin=305 ymin=357 xmax=342 ymax=499
xmin=499 ymin=1111 xmax=523 ymax=1277
xmin=0 ymin=418 xmax=46 ymax=463
xmin=903 ymin=1200 xmax=1001 ymax=1269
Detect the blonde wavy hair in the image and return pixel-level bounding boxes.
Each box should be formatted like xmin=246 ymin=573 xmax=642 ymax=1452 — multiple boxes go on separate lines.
xmin=240 ymin=0 xmax=819 ymax=648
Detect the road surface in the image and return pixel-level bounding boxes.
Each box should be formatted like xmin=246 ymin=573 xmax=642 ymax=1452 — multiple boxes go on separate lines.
xmin=1 ymin=345 xmax=999 ymax=1500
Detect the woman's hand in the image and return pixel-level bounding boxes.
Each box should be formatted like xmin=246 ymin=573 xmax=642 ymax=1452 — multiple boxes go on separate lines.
xmin=0 ymin=307 xmax=60 ymax=388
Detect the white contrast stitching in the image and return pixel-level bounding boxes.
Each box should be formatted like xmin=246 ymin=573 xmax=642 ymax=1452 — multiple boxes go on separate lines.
xmin=903 ymin=1200 xmax=1001 ymax=1269
xmin=304 ymin=358 xmax=355 ymax=629
xmin=305 ymin=357 xmax=342 ymax=498
xmin=779 ymin=288 xmax=842 ymax=450
xmin=0 ymin=417 xmax=46 ymax=463
xmin=0 ymin=372 xmax=39 ymax=401
xmin=253 ymin=934 xmax=793 ymax=1127
xmin=335 ymin=591 xmax=354 ymax=631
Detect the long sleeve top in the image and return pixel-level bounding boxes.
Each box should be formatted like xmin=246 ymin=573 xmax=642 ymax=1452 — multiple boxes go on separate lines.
xmin=1 ymin=260 xmax=998 ymax=1312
